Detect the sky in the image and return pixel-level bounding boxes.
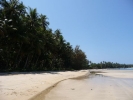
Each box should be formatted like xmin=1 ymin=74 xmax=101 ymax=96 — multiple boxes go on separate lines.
xmin=21 ymin=0 xmax=133 ymax=64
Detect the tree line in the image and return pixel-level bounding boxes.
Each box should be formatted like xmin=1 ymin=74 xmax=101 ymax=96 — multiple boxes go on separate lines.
xmin=0 ymin=0 xmax=89 ymax=72
xmin=89 ymin=61 xmax=132 ymax=69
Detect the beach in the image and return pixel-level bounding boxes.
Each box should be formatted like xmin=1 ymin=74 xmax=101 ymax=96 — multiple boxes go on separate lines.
xmin=0 ymin=69 xmax=133 ymax=100
xmin=0 ymin=70 xmax=89 ymax=100
xmin=44 ymin=69 xmax=133 ymax=100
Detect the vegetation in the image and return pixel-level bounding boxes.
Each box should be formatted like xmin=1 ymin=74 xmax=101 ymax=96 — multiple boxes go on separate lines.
xmin=0 ymin=0 xmax=89 ymax=72
xmin=89 ymin=61 xmax=132 ymax=69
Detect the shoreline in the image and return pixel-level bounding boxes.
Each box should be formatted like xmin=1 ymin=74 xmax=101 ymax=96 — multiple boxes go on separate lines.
xmin=44 ymin=69 xmax=133 ymax=100
xmin=90 ymin=69 xmax=133 ymax=79
xmin=0 ymin=70 xmax=89 ymax=100
xmin=1 ymin=69 xmax=133 ymax=100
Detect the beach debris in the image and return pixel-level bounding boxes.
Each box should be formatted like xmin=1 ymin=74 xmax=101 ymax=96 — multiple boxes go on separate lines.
xmin=71 ymin=88 xmax=75 ymax=90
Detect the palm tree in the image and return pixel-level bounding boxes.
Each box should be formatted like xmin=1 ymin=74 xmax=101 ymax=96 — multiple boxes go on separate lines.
xmin=39 ymin=14 xmax=49 ymax=30
xmin=0 ymin=0 xmax=26 ymax=71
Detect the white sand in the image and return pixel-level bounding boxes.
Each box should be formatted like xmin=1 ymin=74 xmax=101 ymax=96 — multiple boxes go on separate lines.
xmin=0 ymin=70 xmax=89 ymax=100
xmin=44 ymin=69 xmax=133 ymax=100
xmin=1 ymin=69 xmax=133 ymax=100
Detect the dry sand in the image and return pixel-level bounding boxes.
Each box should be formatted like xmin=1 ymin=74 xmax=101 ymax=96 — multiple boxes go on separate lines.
xmin=0 ymin=70 xmax=89 ymax=100
xmin=44 ymin=69 xmax=133 ymax=100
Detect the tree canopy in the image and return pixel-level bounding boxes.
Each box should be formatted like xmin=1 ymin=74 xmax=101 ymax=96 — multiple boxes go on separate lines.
xmin=0 ymin=0 xmax=89 ymax=72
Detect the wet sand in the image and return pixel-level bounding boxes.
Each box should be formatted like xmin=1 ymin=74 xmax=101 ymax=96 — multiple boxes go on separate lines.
xmin=44 ymin=70 xmax=133 ymax=100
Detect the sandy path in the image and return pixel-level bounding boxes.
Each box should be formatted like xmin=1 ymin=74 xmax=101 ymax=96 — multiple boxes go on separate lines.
xmin=0 ymin=70 xmax=89 ymax=100
xmin=44 ymin=71 xmax=133 ymax=100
